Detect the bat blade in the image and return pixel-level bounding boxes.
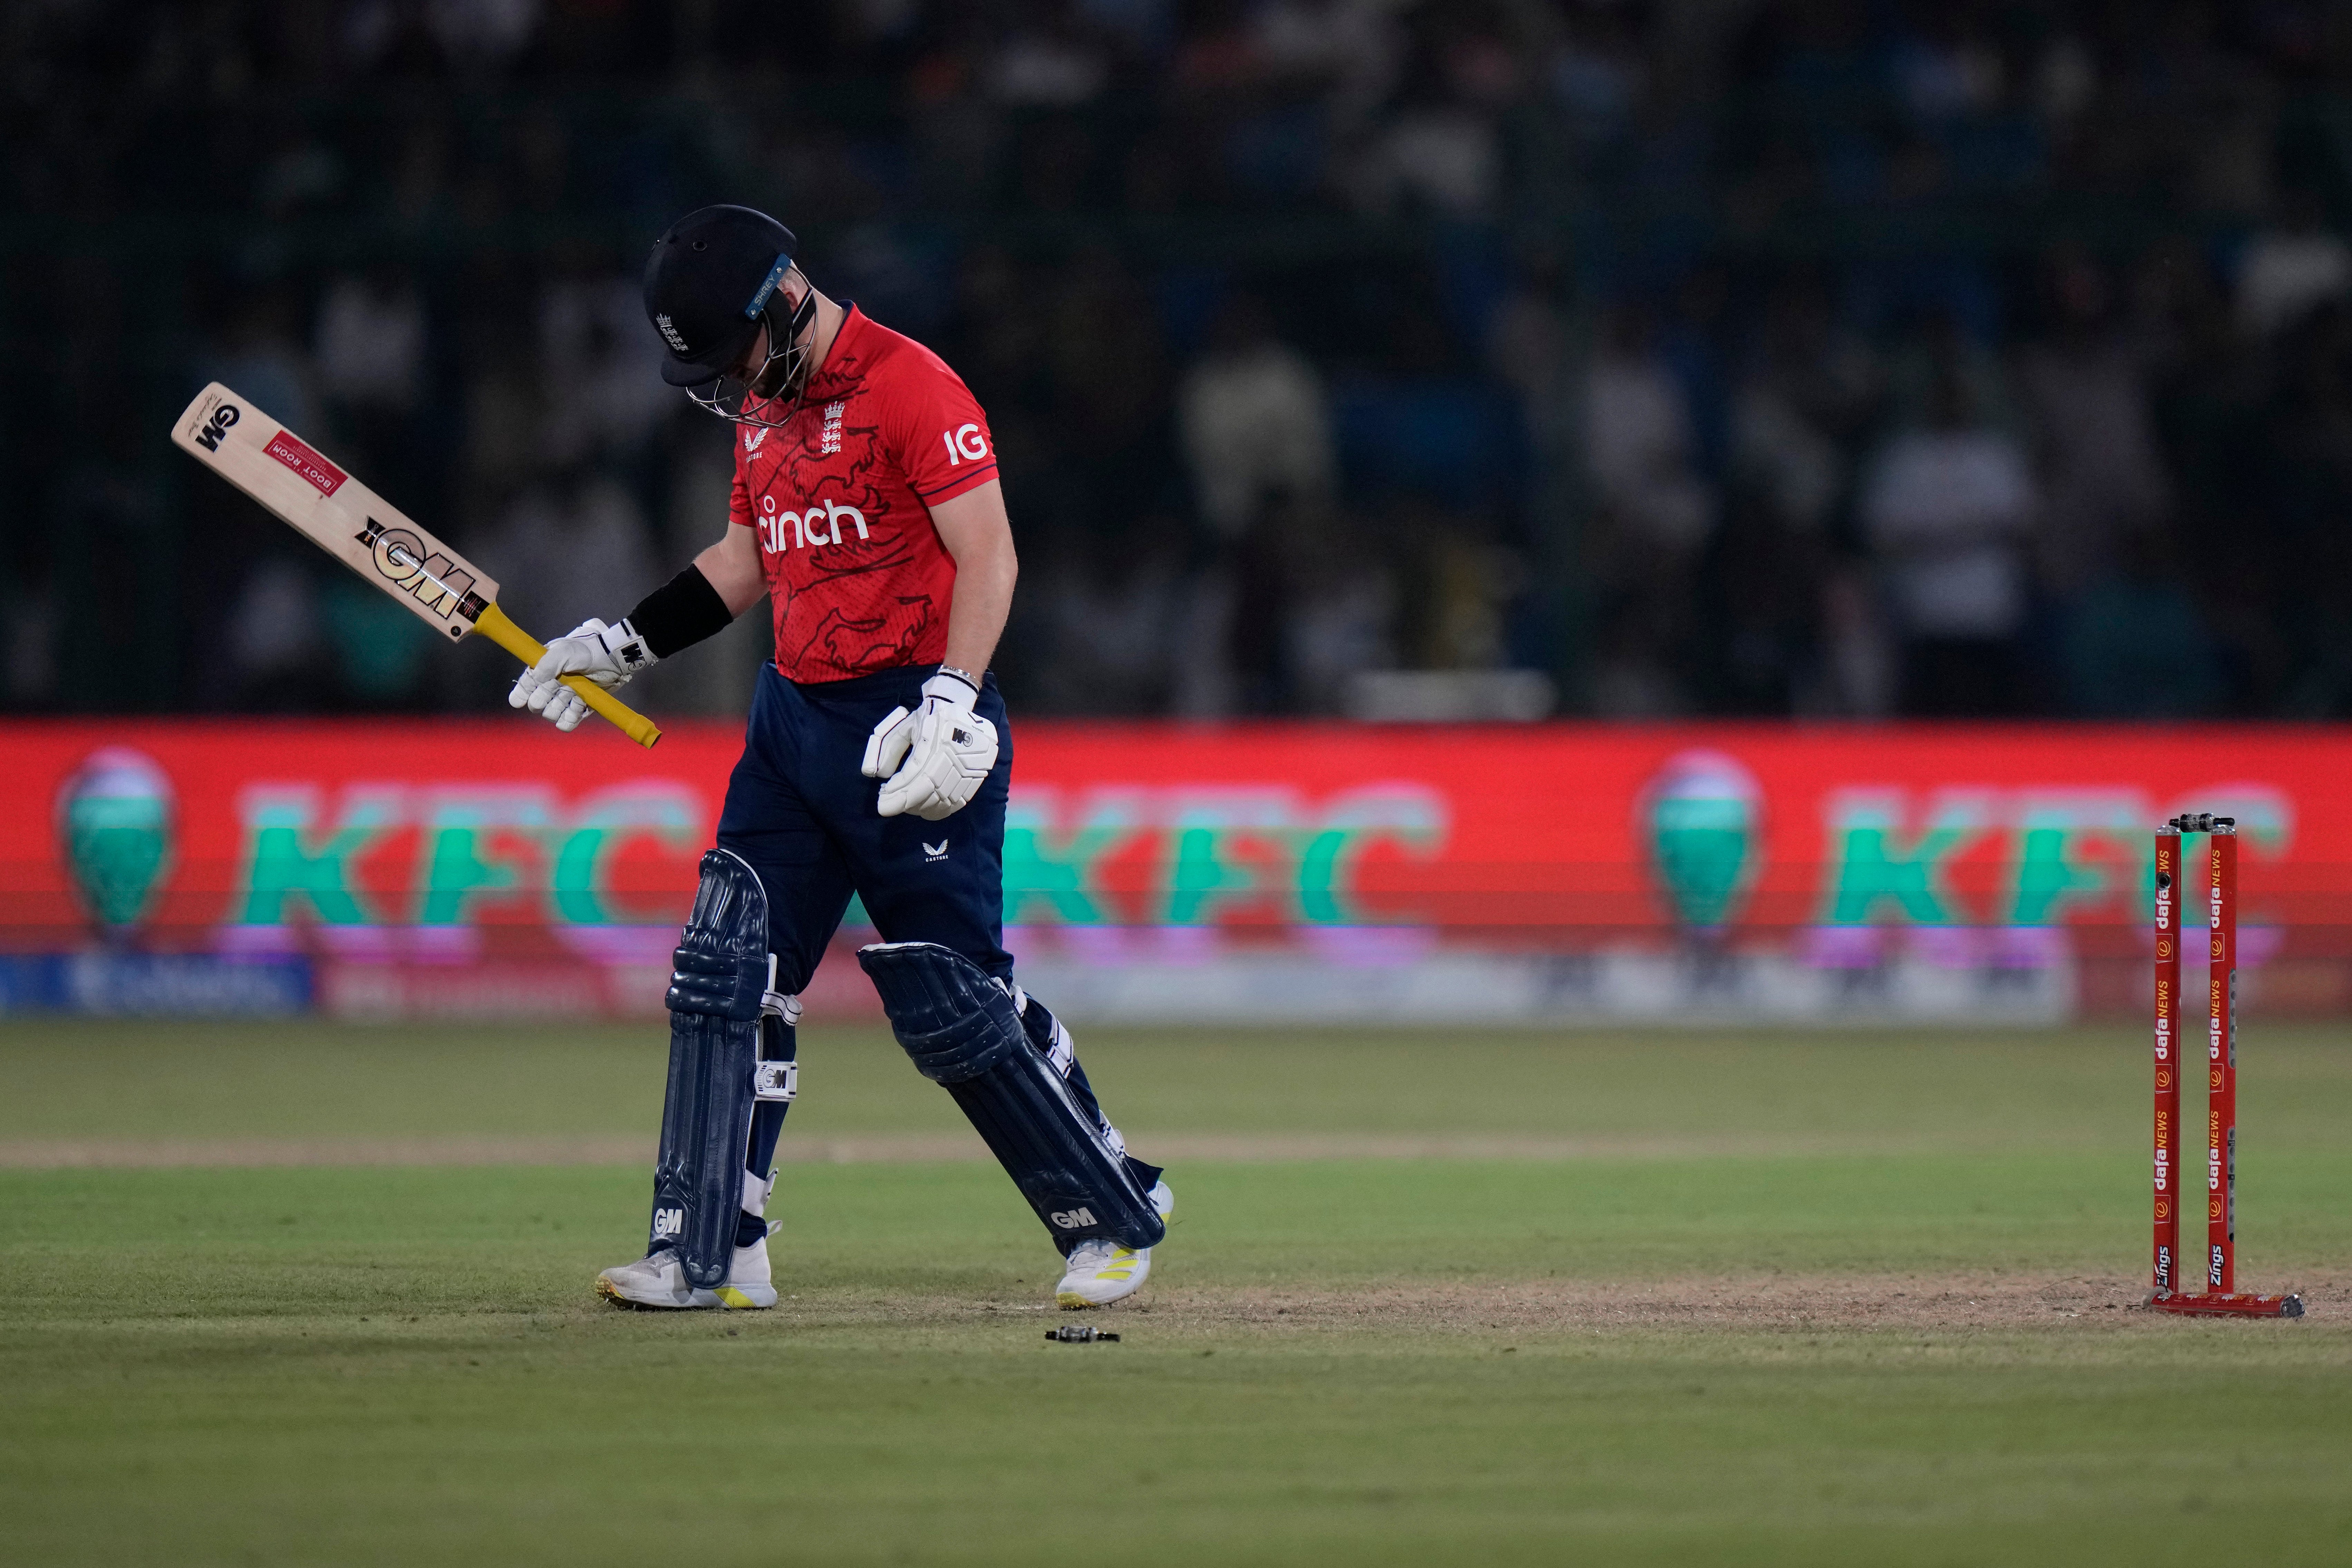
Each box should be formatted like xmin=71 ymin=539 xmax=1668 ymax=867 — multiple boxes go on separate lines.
xmin=171 ymin=382 xmax=662 ymax=747
xmin=171 ymin=383 xmax=497 ymax=644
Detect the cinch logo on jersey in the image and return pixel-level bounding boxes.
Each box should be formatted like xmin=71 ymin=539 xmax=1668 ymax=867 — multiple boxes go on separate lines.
xmin=754 ymin=495 xmax=869 ymax=555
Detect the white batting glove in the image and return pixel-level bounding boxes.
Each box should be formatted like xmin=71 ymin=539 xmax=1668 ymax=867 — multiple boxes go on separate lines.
xmin=507 ymin=616 xmax=656 ymax=733
xmin=861 ymin=670 xmax=999 ymax=821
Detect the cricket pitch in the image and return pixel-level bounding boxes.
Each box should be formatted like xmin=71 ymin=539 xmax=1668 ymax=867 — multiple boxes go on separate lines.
xmin=2 ymin=1021 xmax=2347 ymax=1566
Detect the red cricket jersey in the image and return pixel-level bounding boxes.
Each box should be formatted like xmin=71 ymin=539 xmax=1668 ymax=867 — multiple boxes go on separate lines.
xmin=727 ymin=305 xmax=999 ymax=681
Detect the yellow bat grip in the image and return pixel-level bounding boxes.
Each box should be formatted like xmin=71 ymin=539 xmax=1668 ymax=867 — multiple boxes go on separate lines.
xmin=472 ymin=602 xmax=662 ymax=749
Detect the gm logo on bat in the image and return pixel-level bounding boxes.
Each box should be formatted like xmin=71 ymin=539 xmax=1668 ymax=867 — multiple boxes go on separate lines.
xmin=193 ymin=402 xmax=240 ymax=451
xmin=353 ymin=516 xmax=488 ymax=637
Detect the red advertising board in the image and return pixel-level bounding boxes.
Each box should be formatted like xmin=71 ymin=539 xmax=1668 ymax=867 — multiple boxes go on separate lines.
xmin=9 ymin=719 xmax=2350 ymax=1022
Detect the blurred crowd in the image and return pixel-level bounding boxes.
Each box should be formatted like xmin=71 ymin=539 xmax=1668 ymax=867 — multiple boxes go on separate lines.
xmin=6 ymin=0 xmax=2352 ymax=720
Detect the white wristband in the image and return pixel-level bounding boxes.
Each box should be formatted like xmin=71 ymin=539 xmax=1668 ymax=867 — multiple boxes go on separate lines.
xmin=923 ymin=668 xmax=979 ymax=707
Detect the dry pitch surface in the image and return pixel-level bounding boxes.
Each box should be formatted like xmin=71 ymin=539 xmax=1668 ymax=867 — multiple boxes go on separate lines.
xmin=2 ymin=1020 xmax=2347 ymax=1566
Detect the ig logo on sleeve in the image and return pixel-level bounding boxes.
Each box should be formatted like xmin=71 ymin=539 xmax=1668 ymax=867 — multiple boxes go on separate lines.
xmin=941 ymin=424 xmax=988 ymax=465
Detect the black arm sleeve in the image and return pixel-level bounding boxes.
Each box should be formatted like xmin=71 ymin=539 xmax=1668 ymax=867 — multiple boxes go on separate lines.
xmin=627 ymin=565 xmax=736 ymax=659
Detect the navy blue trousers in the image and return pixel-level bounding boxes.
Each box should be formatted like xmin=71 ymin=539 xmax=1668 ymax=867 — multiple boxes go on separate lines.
xmin=713 ymin=663 xmax=1154 ymax=1219
xmin=716 ymin=662 xmax=1014 ymax=991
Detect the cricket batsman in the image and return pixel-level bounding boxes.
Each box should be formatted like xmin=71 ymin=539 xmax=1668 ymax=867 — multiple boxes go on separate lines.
xmin=508 ymin=204 xmax=1170 ymax=1311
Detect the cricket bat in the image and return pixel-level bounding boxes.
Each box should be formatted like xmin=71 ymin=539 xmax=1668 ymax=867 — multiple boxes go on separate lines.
xmin=170 ymin=383 xmax=660 ymax=747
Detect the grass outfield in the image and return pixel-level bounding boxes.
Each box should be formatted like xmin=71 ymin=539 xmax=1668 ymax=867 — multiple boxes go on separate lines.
xmin=1 ymin=1022 xmax=2348 ymax=1566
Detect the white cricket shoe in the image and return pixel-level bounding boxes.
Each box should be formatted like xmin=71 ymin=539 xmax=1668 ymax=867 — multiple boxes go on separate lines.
xmin=596 ymin=1170 xmax=778 ymax=1310
xmin=594 ymin=1240 xmax=776 ymax=1310
xmin=1054 ymin=1180 xmax=1172 ymax=1310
